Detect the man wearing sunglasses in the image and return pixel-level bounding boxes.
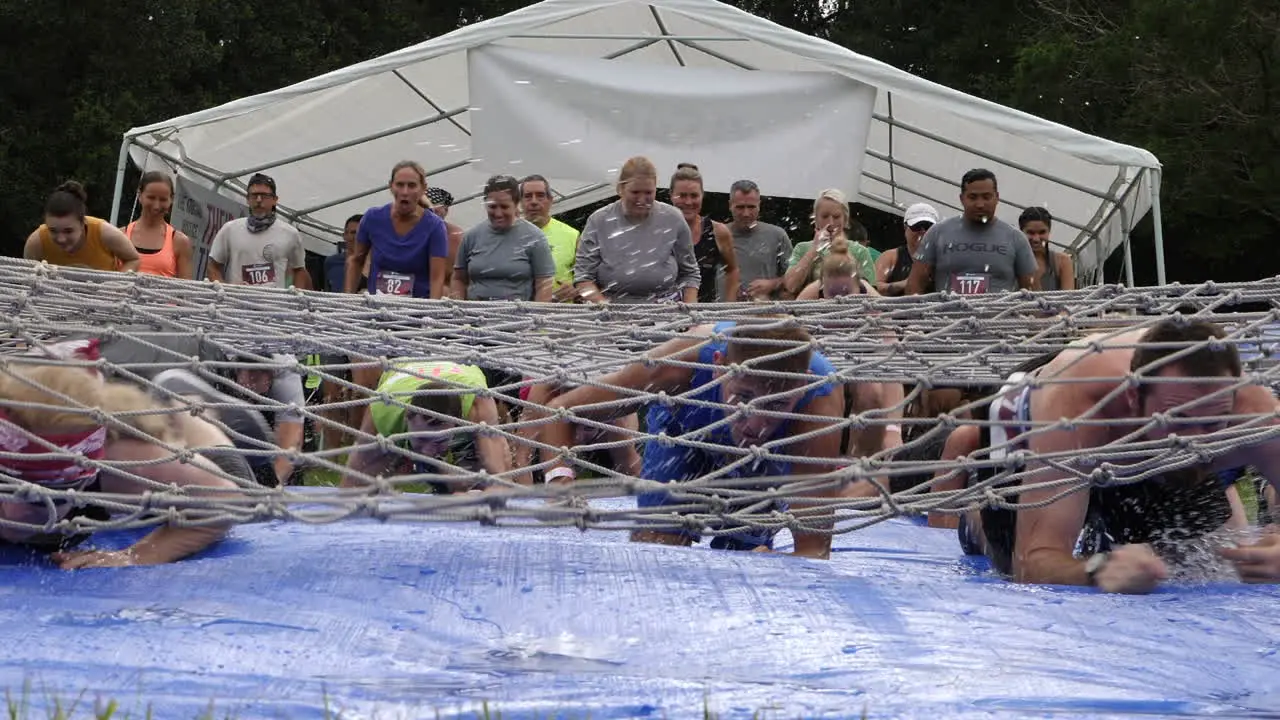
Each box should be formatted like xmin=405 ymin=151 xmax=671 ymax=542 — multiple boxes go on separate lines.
xmin=875 ymin=202 xmax=938 ymax=296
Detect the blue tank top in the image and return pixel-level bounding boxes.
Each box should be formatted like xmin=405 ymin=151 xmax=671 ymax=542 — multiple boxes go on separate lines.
xmin=357 ymin=204 xmax=449 ymax=299
xmin=645 ymin=321 xmax=838 ymax=476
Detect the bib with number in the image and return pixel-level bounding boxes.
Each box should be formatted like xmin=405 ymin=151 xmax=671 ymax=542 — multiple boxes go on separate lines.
xmin=376 ymin=270 xmax=414 ymax=296
xmin=949 ymin=273 xmax=990 ymax=295
xmin=241 ymin=262 xmax=276 ymax=286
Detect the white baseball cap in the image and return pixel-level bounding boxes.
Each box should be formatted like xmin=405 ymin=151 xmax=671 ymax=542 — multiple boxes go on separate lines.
xmin=904 ymin=203 xmax=940 ymax=227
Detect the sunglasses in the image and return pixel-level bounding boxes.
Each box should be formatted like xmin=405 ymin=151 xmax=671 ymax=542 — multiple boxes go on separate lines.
xmin=909 ymin=221 xmax=934 ymax=232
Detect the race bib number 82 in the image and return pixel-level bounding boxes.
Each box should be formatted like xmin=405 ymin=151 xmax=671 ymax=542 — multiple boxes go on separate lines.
xmin=377 ymin=270 xmax=414 ymax=296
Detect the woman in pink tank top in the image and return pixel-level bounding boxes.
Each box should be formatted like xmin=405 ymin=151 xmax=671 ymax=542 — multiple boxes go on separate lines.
xmin=124 ymin=172 xmax=193 ymax=279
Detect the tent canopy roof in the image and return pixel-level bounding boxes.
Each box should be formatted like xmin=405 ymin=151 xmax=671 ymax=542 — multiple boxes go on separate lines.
xmin=121 ymin=0 xmax=1161 ymax=277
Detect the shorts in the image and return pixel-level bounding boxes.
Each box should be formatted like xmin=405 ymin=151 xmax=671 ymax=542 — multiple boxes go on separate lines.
xmin=316 ymin=354 xmax=352 ymax=386
xmin=199 ymin=447 xmax=256 ymax=485
xmin=151 ymin=369 xmax=274 ymax=452
xmin=479 ymin=366 xmax=525 ymax=407
xmin=1 ymin=503 xmax=112 ymax=554
xmin=635 ymin=408 xmax=782 ymax=550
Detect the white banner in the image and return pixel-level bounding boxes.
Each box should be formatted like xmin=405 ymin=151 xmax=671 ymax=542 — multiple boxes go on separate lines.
xmin=170 ymin=177 xmax=249 ymax=280
xmin=467 ymin=45 xmax=878 ymax=200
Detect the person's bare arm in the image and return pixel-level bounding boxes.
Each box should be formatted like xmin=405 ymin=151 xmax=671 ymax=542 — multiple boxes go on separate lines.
xmin=782 ymin=247 xmax=820 ymax=297
xmin=343 ymin=412 xmax=395 ymax=487
xmin=713 ymin=223 xmax=740 ymax=302
xmin=796 ymin=280 xmax=821 ymax=300
xmin=22 ymin=230 xmax=43 ymax=261
xmin=783 ymin=387 xmax=850 ymax=559
xmin=345 ymin=242 xmax=370 ymax=294
xmin=511 ymin=383 xmax=555 ymax=486
xmin=451 ymin=268 xmax=469 ymax=300
xmin=927 ymin=425 xmax=980 ymax=529
xmin=605 ymin=413 xmax=642 ymax=478
xmin=469 ymin=396 xmax=512 ymax=479
xmin=904 ymin=259 xmax=933 ymax=295
xmin=206 ymin=259 xmax=225 ymax=283
xmin=1057 ymin=253 xmax=1076 ymax=291
xmin=575 ymin=281 xmax=608 ymax=304
xmin=1217 ymin=386 xmax=1280 ymax=582
xmin=533 ymin=276 xmax=554 ymax=303
xmin=1013 ymin=382 xmax=1113 ymax=586
xmin=273 ymin=420 xmax=304 ymax=485
xmin=56 ymin=441 xmax=241 ymax=568
xmin=429 ymin=257 xmax=448 ymax=299
xmin=446 ymin=223 xmax=464 ymax=287
xmin=173 ymin=231 xmax=195 ymax=280
xmin=291 ymin=267 xmax=313 ymax=290
xmin=850 ymin=380 xmax=905 ymax=459
xmin=101 ymin=225 xmax=141 ymax=271
xmin=875 ymin=249 xmax=906 ymax=296
xmin=541 ymin=330 xmax=707 ymax=477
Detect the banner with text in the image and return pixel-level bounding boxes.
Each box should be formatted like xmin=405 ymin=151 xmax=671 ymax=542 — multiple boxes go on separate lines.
xmin=171 ymin=177 xmax=249 ymax=280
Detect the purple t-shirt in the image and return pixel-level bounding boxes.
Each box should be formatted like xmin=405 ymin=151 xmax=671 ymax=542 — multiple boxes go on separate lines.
xmin=356 ymin=204 xmax=448 ymax=299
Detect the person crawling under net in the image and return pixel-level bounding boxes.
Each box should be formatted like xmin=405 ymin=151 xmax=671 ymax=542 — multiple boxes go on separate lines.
xmin=537 ymin=320 xmax=897 ymax=559
xmin=0 ymin=363 xmax=246 ymax=568
xmin=926 ymin=317 xmax=1280 ymax=592
xmin=341 ymin=360 xmax=511 ymax=493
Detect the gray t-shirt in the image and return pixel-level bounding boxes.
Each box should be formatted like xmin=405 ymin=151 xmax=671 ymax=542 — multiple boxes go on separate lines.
xmin=574 ymin=200 xmax=700 ymax=304
xmin=730 ymin=222 xmax=792 ymax=291
xmin=95 ymin=330 xmax=304 ymax=424
xmin=454 ymin=219 xmax=555 ymax=301
xmin=915 ymin=216 xmax=1036 ymax=294
xmin=208 ymin=218 xmax=306 ymax=288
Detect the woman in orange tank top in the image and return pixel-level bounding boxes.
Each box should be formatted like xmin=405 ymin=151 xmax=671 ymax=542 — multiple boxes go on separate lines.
xmin=123 ymin=172 xmax=194 ymax=279
xmin=23 ymin=181 xmax=140 ymax=272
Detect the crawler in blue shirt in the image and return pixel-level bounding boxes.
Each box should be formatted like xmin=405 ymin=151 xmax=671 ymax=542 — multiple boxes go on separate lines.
xmin=539 ymin=320 xmax=866 ymax=559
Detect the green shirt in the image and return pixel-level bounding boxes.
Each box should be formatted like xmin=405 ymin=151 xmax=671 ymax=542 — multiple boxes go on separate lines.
xmin=538 ymin=218 xmax=580 ymax=289
xmin=369 ymin=360 xmax=489 ymax=439
xmin=787 ymin=240 xmax=876 ymax=286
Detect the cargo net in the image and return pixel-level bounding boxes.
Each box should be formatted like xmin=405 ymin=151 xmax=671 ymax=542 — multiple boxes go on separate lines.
xmin=0 ymin=257 xmax=1278 ymax=543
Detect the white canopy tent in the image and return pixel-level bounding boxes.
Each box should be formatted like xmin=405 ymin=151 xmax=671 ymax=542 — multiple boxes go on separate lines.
xmin=112 ymin=0 xmax=1167 ymax=285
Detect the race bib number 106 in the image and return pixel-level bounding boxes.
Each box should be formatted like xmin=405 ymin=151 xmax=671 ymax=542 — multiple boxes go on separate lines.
xmin=241 ymin=262 xmax=276 ymax=286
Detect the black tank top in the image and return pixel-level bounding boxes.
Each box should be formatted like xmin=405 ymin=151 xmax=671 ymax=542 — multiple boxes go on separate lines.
xmin=694 ymin=217 xmax=721 ymax=304
xmin=886 ymin=245 xmax=914 ymax=284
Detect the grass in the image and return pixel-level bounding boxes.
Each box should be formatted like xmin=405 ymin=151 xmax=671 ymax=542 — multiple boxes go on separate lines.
xmin=0 ymin=683 xmax=868 ymax=720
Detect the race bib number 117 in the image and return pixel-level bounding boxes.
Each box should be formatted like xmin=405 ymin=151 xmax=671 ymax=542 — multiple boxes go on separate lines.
xmin=949 ymin=273 xmax=990 ymax=295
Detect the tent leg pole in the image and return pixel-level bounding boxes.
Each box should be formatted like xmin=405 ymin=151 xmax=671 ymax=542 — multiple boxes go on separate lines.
xmin=108 ymin=138 xmax=132 ymax=226
xmin=1150 ymin=170 xmax=1166 ymax=286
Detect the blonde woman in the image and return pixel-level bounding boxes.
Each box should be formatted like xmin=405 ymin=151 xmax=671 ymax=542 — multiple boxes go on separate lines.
xmin=0 ymin=365 xmax=245 ymax=568
xmin=573 ymin=156 xmax=700 ymax=304
xmin=795 ymin=236 xmax=881 ymax=299
xmin=782 ymin=188 xmax=875 ymax=299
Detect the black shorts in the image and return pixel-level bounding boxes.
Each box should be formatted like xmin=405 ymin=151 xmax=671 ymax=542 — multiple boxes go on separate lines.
xmin=1 ymin=503 xmax=112 ymax=554
xmin=316 ymin=353 xmax=352 ymax=385
xmin=479 ymin=366 xmax=525 ymax=406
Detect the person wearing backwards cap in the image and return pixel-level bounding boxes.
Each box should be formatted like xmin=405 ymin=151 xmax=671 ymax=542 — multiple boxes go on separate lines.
xmin=422 ymin=186 xmax=466 ymax=292
xmin=875 ymin=202 xmax=938 ymax=297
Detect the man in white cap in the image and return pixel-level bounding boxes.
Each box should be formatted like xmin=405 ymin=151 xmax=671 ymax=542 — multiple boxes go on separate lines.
xmin=904 ymin=169 xmax=1036 ymax=296
xmin=875 ymin=202 xmax=938 ymax=296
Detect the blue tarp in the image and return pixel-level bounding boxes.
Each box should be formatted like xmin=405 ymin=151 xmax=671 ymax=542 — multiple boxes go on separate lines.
xmin=0 ymin=495 xmax=1277 ymax=719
